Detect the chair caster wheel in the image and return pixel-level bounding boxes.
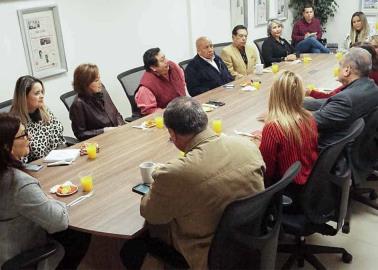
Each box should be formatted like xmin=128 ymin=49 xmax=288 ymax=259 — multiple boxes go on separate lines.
xmin=342 ymin=223 xmax=350 ymax=234
xmin=342 ymin=251 xmax=353 ymax=263
xmin=369 ymin=191 xmax=378 ymax=200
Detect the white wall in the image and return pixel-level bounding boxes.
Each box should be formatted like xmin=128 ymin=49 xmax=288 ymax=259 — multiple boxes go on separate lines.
xmin=323 ymin=0 xmax=360 ymax=47
xmin=0 ymin=0 xmax=360 ymax=137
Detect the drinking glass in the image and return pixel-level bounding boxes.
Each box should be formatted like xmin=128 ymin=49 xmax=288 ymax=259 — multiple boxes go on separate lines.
xmin=335 ymin=51 xmax=343 ymax=61
xmin=333 ymin=66 xmax=340 ymax=77
xmin=271 ymin=63 xmax=279 ymax=74
xmin=86 ymin=143 xmax=97 ymax=160
xmin=212 ymin=119 xmax=222 ymax=135
xmin=79 ymin=171 xmax=93 ymax=192
xmin=155 ymin=116 xmax=164 ymax=129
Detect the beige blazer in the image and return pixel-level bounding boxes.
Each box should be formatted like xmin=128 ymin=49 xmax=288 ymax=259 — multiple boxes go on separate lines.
xmin=141 ymin=129 xmax=265 ymax=269
xmin=221 ymin=43 xmax=261 ymax=79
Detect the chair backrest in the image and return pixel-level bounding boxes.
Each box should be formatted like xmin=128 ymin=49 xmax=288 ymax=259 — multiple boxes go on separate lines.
xmin=178 ymin=59 xmax=191 ymax=71
xmin=302 ymin=118 xmax=364 ymax=230
xmin=253 ymin=38 xmax=267 ymax=65
xmin=208 ymin=162 xmax=301 ymax=270
xmin=117 ymin=66 xmax=145 ymax=117
xmin=0 ymin=99 xmax=12 ymax=113
xmin=349 ymin=106 xmax=378 ymax=185
xmin=213 ymin=42 xmax=231 ymax=56
xmin=60 ymin=90 xmax=77 ymax=111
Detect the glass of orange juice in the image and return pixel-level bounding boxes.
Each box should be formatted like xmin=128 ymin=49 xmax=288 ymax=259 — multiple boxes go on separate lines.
xmin=335 ymin=51 xmax=343 ymax=61
xmin=306 ymin=84 xmax=316 ymax=91
xmin=271 ymin=63 xmax=279 ymax=74
xmin=303 ymin=55 xmax=310 ymax=64
xmin=155 ymin=116 xmax=164 ymax=129
xmin=252 ymin=81 xmax=261 ymax=90
xmin=333 ymin=66 xmax=340 ymax=77
xmin=79 ymin=171 xmax=93 ymax=192
xmin=86 ymin=143 xmax=97 ymax=160
xmin=212 ymin=119 xmax=222 ymax=135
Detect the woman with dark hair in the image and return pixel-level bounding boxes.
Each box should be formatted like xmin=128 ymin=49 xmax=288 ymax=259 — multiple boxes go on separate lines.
xmin=70 ymin=63 xmax=125 ymax=141
xmin=0 ymin=113 xmax=68 ymax=269
xmin=10 ymin=75 xmax=65 ymax=162
xmin=0 ymin=113 xmax=91 ymax=269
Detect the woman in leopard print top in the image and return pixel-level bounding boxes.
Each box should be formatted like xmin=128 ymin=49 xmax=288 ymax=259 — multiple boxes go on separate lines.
xmin=10 ymin=76 xmax=65 ymax=162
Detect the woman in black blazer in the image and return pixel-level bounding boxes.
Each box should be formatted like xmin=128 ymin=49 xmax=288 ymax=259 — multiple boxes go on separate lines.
xmin=262 ymin=20 xmax=297 ymax=67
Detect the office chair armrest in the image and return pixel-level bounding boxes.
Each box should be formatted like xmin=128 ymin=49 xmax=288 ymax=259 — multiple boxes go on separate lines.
xmin=125 ymin=114 xmax=142 ymax=123
xmin=282 ymin=195 xmax=293 ymax=206
xmin=2 ymin=242 xmax=58 ymax=270
xmin=64 ymin=136 xmax=79 ymax=146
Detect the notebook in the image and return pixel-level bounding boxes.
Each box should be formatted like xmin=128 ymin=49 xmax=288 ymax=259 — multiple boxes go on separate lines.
xmin=43 ymin=149 xmax=80 ymax=163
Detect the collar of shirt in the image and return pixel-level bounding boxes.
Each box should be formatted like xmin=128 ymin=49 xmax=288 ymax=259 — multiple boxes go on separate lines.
xmin=199 ymin=55 xmax=219 ymax=72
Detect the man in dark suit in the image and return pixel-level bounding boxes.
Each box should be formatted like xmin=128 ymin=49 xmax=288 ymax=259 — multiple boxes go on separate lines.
xmin=314 ymin=47 xmax=378 ymax=148
xmin=185 ymin=37 xmax=233 ymax=97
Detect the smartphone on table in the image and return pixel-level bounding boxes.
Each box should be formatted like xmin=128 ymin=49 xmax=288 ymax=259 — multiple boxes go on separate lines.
xmin=207 ymin=100 xmax=225 ymax=106
xmin=24 ymin=163 xmax=43 ymax=172
xmin=132 ymin=183 xmax=151 ymax=195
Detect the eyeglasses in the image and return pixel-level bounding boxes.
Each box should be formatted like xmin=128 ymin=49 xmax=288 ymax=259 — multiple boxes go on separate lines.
xmin=15 ymin=130 xmax=29 ymax=140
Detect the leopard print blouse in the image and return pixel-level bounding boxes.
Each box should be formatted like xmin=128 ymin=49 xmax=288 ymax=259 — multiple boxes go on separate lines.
xmin=26 ymin=109 xmax=65 ymax=162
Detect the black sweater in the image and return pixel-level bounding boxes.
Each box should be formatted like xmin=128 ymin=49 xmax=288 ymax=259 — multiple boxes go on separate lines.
xmin=262 ymin=36 xmax=295 ymax=67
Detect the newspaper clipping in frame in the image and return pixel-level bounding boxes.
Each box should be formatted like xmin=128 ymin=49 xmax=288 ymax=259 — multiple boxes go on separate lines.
xmin=25 ymin=11 xmax=61 ymax=73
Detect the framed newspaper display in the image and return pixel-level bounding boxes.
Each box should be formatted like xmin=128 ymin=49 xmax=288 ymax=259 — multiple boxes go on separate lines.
xmin=18 ymin=5 xmax=67 ymax=79
xmin=361 ymin=0 xmax=378 ymax=15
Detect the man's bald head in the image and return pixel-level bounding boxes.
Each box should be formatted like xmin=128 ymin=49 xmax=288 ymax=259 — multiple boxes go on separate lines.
xmin=196 ymin=36 xmax=214 ymax=59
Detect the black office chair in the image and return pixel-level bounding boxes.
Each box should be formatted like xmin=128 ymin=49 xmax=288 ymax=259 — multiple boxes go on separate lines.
xmin=59 ymin=90 xmax=77 ymax=111
xmin=213 ymin=42 xmax=232 ymax=56
xmin=0 ymin=99 xmax=12 ymax=113
xmin=178 ymin=59 xmax=191 ymax=71
xmin=2 ymin=242 xmax=59 ymax=270
xmin=208 ymin=162 xmax=301 ymax=270
xmin=254 ymin=37 xmax=267 ymax=65
xmin=117 ymin=67 xmax=144 ymax=122
xmin=278 ymin=118 xmax=364 ymax=270
xmin=343 ymin=107 xmax=378 ymax=233
xmin=146 ymin=162 xmax=301 ymax=270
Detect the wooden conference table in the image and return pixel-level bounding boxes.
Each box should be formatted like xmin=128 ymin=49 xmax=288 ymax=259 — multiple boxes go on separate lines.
xmin=33 ymin=53 xmax=340 ymax=239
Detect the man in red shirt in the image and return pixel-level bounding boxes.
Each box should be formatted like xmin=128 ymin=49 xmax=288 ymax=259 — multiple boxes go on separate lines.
xmin=135 ymin=48 xmax=186 ymax=115
xmin=291 ymin=3 xmax=330 ymax=54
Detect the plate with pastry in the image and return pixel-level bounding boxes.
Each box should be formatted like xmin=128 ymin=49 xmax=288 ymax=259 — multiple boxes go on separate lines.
xmin=143 ymin=119 xmax=156 ymax=128
xmin=56 ymin=184 xmax=79 ymax=196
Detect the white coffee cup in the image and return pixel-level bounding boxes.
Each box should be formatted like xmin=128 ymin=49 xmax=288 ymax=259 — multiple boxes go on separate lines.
xmin=255 ymin=64 xmax=264 ymax=75
xmin=139 ymin=162 xmax=156 ymax=184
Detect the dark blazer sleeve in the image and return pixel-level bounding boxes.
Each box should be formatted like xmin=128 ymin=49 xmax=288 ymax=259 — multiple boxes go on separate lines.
xmin=185 ymin=62 xmax=211 ymax=97
xmin=313 ymin=95 xmax=353 ymax=131
xmin=69 ymin=99 xmax=104 ymax=141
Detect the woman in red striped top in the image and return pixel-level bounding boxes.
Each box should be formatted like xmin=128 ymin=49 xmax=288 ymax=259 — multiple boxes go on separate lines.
xmin=257 ymin=71 xmax=319 ymax=208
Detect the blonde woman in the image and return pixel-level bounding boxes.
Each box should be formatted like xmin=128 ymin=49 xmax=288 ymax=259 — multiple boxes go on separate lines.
xmin=257 ymin=71 xmax=318 ymax=209
xmin=10 ymin=76 xmax=65 ymax=161
xmin=370 ymin=35 xmax=378 ymax=54
xmin=346 ymin=12 xmax=370 ymax=48
xmin=262 ymin=20 xmax=296 ymax=67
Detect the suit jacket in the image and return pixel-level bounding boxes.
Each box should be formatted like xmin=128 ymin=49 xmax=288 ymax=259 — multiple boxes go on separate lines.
xmin=185 ymin=54 xmax=233 ymax=97
xmin=0 ymin=168 xmax=68 ymax=269
xmin=140 ymin=129 xmax=265 ymax=269
xmin=220 ymin=43 xmax=261 ymax=79
xmin=70 ymin=86 xmax=125 ymax=141
xmin=314 ymin=77 xmax=378 ymax=148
